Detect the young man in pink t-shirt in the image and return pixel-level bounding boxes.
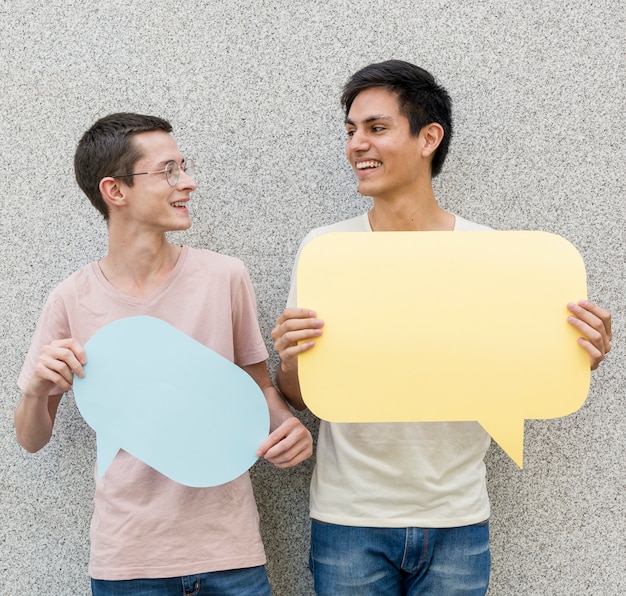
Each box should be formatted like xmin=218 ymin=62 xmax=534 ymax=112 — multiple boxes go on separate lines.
xmin=15 ymin=113 xmax=312 ymax=595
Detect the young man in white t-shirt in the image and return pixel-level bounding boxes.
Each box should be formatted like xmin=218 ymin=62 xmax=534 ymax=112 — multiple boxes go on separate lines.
xmin=271 ymin=60 xmax=612 ymax=595
xmin=15 ymin=112 xmax=313 ymax=595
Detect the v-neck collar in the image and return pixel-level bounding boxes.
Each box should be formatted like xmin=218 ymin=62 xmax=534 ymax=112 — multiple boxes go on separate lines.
xmin=91 ymin=245 xmax=189 ymax=306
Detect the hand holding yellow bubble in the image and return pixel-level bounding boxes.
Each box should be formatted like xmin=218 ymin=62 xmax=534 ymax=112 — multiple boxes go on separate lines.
xmin=297 ymin=231 xmax=590 ymax=467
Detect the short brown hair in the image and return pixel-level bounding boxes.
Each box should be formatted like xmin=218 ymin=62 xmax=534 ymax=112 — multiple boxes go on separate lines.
xmin=74 ymin=113 xmax=172 ymax=220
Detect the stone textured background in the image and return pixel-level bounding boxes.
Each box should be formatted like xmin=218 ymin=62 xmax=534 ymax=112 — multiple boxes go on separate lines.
xmin=1 ymin=1 xmax=624 ymax=594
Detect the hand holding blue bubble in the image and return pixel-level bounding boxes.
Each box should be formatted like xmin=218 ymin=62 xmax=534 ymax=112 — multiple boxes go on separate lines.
xmin=73 ymin=316 xmax=270 ymax=487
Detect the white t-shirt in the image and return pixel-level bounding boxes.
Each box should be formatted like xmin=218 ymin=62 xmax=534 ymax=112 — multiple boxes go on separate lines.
xmin=288 ymin=213 xmax=493 ymax=528
xmin=19 ymin=246 xmax=269 ymax=579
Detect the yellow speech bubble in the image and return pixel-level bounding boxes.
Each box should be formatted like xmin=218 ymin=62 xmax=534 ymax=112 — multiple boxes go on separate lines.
xmin=297 ymin=231 xmax=590 ymax=468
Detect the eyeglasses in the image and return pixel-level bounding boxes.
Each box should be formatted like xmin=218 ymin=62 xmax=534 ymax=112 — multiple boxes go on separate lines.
xmin=110 ymin=159 xmax=195 ymax=187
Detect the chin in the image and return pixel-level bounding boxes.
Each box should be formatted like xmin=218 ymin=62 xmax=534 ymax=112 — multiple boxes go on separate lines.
xmin=357 ymin=183 xmax=379 ymax=198
xmin=170 ymin=219 xmax=192 ymax=232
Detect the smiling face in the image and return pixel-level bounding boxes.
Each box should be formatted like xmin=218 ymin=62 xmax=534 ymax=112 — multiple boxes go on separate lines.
xmin=117 ymin=130 xmax=197 ymax=233
xmin=345 ymin=87 xmax=431 ymax=203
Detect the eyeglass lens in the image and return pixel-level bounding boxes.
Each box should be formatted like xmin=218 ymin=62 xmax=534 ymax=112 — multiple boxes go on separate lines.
xmin=164 ymin=160 xmax=195 ymax=187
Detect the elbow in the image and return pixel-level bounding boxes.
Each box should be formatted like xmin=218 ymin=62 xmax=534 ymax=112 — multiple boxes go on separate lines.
xmin=14 ymin=413 xmax=50 ymax=454
xmin=24 ymin=444 xmax=44 ymax=454
xmin=282 ymin=393 xmax=307 ymax=412
xmin=15 ymin=426 xmax=48 ymax=453
xmin=15 ymin=433 xmax=47 ymax=454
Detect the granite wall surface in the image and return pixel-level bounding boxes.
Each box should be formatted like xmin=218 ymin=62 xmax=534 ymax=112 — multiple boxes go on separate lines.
xmin=1 ymin=1 xmax=624 ymax=594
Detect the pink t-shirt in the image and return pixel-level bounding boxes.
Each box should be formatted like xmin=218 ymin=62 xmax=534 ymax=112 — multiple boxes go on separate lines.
xmin=18 ymin=246 xmax=269 ymax=580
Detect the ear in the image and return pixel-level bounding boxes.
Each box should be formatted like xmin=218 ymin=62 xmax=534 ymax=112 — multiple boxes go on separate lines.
xmin=99 ymin=176 xmax=128 ymax=210
xmin=420 ymin=123 xmax=445 ymax=159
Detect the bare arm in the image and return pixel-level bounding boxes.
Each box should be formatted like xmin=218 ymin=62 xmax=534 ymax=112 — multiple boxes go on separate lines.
xmin=567 ymin=300 xmax=612 ymax=370
xmin=242 ymin=361 xmax=312 ymax=468
xmin=14 ymin=338 xmax=86 ymax=452
xmin=270 ymin=308 xmax=324 ymax=410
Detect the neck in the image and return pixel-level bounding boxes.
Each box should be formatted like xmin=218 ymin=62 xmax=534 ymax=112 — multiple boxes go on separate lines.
xmin=368 ymin=186 xmax=454 ymax=232
xmin=99 ymin=230 xmax=181 ymax=299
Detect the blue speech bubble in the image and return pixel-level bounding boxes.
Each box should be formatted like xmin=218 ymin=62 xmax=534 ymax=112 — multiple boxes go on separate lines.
xmin=73 ymin=316 xmax=270 ymax=487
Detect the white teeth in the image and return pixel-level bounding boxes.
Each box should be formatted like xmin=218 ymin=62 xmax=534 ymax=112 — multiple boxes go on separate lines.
xmin=356 ymin=161 xmax=382 ymax=170
xmin=172 ymin=201 xmax=186 ymax=207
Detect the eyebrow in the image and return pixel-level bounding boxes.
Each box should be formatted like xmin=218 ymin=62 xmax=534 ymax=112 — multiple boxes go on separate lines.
xmin=153 ymin=157 xmax=184 ymax=168
xmin=345 ymin=115 xmax=395 ymax=126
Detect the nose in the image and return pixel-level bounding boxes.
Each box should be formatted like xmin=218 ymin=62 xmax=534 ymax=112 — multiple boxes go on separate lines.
xmin=178 ymin=168 xmax=197 ymax=191
xmin=347 ymin=128 xmax=369 ymax=153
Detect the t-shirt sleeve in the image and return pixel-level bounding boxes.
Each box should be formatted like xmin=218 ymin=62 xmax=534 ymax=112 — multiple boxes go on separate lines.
xmin=286 ymin=253 xmax=299 ymax=309
xmin=17 ymin=290 xmax=71 ymax=396
xmin=231 ymin=263 xmax=269 ymax=367
xmin=285 ymin=215 xmax=370 ymax=309
xmin=286 ymin=230 xmax=318 ymax=309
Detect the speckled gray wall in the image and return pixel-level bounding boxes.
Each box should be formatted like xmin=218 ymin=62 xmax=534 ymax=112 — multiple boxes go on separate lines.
xmin=1 ymin=1 xmax=624 ymax=594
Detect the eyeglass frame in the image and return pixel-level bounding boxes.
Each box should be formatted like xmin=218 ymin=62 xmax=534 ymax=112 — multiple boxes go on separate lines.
xmin=108 ymin=159 xmax=195 ymax=188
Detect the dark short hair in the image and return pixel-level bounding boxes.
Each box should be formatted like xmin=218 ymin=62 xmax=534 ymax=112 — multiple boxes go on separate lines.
xmin=74 ymin=113 xmax=173 ymax=220
xmin=341 ymin=60 xmax=452 ymax=177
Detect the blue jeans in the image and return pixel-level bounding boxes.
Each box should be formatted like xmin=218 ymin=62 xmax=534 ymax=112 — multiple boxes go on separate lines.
xmin=310 ymin=520 xmax=490 ymax=595
xmin=90 ymin=566 xmax=271 ymax=595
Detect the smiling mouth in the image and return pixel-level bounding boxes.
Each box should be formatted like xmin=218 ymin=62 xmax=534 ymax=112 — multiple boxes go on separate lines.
xmin=171 ymin=201 xmax=187 ymax=208
xmin=356 ymin=160 xmax=382 ymax=170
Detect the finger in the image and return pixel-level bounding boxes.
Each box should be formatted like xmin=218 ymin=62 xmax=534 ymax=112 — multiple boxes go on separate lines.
xmin=270 ymin=448 xmax=312 ymax=468
xmin=31 ymin=364 xmax=70 ymax=392
xmin=257 ymin=420 xmax=312 ymax=465
xmin=567 ymin=309 xmax=609 ymax=351
xmin=276 ymin=342 xmax=318 ymax=369
xmin=577 ymin=337 xmax=604 ymax=371
xmin=567 ymin=301 xmax=611 ymax=337
xmin=33 ymin=357 xmax=74 ymax=391
xmin=567 ymin=316 xmax=608 ymax=359
xmin=259 ymin=417 xmax=300 ymax=449
xmin=63 ymin=338 xmax=88 ymax=366
xmin=576 ymin=300 xmax=612 ymax=340
xmin=566 ymin=307 xmax=612 ymax=371
xmin=272 ymin=317 xmax=324 ymax=343
xmin=53 ymin=343 xmax=87 ymax=377
xmin=42 ymin=343 xmax=86 ymax=382
xmin=275 ymin=327 xmax=323 ymax=350
xmin=273 ymin=325 xmax=324 ymax=368
xmin=256 ymin=422 xmax=286 ymax=454
xmin=263 ymin=437 xmax=312 ymax=467
xmin=275 ymin=308 xmax=317 ymax=327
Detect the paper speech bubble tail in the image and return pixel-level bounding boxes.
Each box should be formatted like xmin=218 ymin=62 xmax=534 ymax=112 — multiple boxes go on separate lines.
xmin=479 ymin=416 xmax=525 ymax=469
xmin=96 ymin=434 xmax=120 ymax=479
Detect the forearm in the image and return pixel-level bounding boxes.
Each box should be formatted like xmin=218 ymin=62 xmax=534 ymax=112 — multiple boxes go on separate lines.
xmin=14 ymin=338 xmax=84 ymax=452
xmin=242 ymin=361 xmax=298 ymax=423
xmin=276 ymin=364 xmax=306 ymax=411
xmin=252 ymin=364 xmax=313 ymax=467
xmin=263 ymin=384 xmax=297 ymax=431
xmin=14 ymin=392 xmax=60 ymax=453
xmin=271 ymin=307 xmax=322 ymax=411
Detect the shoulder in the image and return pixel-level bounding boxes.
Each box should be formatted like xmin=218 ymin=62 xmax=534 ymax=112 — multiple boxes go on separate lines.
xmin=46 ymin=261 xmax=98 ymax=303
xmin=184 ymin=246 xmax=247 ymax=272
xmin=285 ymin=214 xmax=369 ymax=307
xmin=453 ymin=214 xmax=493 ymax=231
xmin=184 ymin=247 xmax=249 ymax=281
xmin=23 ymin=262 xmax=98 ymax=350
xmin=300 ymin=213 xmax=370 ymax=246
